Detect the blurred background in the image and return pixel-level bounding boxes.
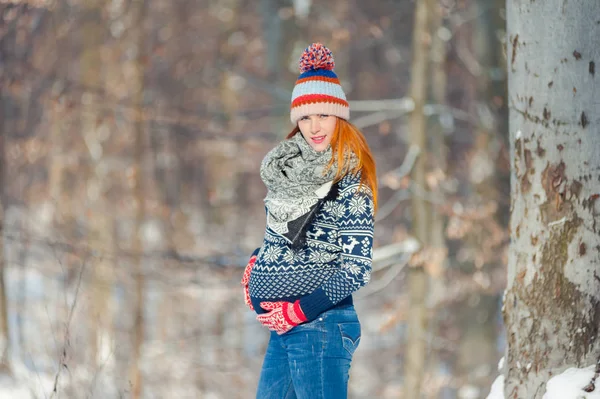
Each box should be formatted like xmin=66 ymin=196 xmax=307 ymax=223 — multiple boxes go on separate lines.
xmin=0 ymin=0 xmax=509 ymax=398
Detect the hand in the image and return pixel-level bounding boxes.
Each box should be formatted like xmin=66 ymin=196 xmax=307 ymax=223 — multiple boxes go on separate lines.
xmin=241 ymin=255 xmax=257 ymax=310
xmin=256 ymin=300 xmax=307 ymax=335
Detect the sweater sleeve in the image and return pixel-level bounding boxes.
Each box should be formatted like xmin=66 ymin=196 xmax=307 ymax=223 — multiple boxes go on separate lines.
xmin=299 ymin=179 xmax=374 ymax=321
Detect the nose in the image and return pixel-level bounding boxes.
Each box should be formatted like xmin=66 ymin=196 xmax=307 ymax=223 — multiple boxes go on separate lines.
xmin=310 ymin=118 xmax=321 ymax=134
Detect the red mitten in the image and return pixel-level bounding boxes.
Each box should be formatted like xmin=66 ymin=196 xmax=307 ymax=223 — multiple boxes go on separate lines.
xmin=241 ymin=255 xmax=257 ymax=310
xmin=256 ymin=300 xmax=307 ymax=335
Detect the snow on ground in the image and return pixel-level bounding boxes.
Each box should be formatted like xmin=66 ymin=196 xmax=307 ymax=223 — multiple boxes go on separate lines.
xmin=0 ymin=359 xmax=55 ymax=399
xmin=0 ymin=383 xmax=33 ymax=399
xmin=486 ymin=365 xmax=600 ymax=399
xmin=486 ymin=375 xmax=504 ymax=399
xmin=543 ymin=365 xmax=600 ymax=399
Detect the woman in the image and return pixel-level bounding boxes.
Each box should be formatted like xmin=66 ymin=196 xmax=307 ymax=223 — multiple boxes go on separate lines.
xmin=240 ymin=43 xmax=378 ymax=399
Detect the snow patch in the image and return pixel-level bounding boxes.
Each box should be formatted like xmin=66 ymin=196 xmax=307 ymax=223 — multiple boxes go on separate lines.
xmin=0 ymin=359 xmax=55 ymax=399
xmin=543 ymin=365 xmax=600 ymax=399
xmin=486 ymin=375 xmax=504 ymax=399
xmin=486 ymin=365 xmax=600 ymax=399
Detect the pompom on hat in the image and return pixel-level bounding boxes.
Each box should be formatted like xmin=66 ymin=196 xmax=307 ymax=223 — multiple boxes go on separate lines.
xmin=290 ymin=43 xmax=350 ymax=124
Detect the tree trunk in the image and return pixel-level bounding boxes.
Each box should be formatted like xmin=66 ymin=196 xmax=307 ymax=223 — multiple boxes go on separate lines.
xmin=427 ymin=0 xmax=448 ymax=308
xmin=427 ymin=2 xmax=452 ymax=397
xmin=80 ymin=0 xmax=114 ymax=368
xmin=504 ymin=1 xmax=600 ymax=397
xmin=128 ymin=0 xmax=148 ymax=397
xmin=260 ymin=0 xmax=300 ymax=134
xmin=455 ymin=0 xmax=503 ymax=392
xmin=404 ymin=0 xmax=432 ymax=397
xmin=0 ymin=91 xmax=9 ymax=372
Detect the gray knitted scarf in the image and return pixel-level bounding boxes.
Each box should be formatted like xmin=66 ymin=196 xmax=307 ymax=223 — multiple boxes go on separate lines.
xmin=260 ymin=133 xmax=341 ymax=239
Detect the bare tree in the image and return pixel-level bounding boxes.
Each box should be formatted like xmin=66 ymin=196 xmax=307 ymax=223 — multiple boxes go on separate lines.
xmin=504 ymin=0 xmax=600 ymax=397
xmin=404 ymin=0 xmax=433 ymax=397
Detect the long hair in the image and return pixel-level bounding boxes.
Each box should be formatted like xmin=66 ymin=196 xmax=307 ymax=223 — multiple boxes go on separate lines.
xmin=286 ymin=118 xmax=378 ymax=210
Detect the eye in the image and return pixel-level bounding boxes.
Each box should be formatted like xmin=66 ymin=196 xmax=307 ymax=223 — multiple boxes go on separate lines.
xmin=319 ymin=114 xmax=329 ymax=119
xmin=299 ymin=116 xmax=310 ymax=121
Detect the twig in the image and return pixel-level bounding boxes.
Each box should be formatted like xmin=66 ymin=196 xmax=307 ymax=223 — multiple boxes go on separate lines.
xmin=26 ymin=350 xmax=49 ymax=399
xmin=88 ymin=339 xmax=116 ymax=398
xmin=49 ymin=257 xmax=86 ymax=398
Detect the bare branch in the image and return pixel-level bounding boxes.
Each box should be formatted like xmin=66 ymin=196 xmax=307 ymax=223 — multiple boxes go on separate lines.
xmin=356 ymin=253 xmax=411 ymax=298
xmin=349 ymin=98 xmax=415 ymax=112
xmin=381 ymin=145 xmax=421 ymax=189
xmin=373 ymin=239 xmax=421 ymax=267
xmin=360 ymin=239 xmax=421 ymax=298
xmin=375 ymin=189 xmax=411 ymax=221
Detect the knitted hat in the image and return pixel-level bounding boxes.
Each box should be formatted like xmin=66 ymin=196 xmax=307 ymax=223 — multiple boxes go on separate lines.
xmin=290 ymin=43 xmax=350 ymax=124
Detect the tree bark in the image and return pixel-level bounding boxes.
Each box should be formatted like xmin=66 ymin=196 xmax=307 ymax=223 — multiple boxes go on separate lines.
xmin=404 ymin=0 xmax=432 ymax=397
xmin=504 ymin=1 xmax=600 ymax=397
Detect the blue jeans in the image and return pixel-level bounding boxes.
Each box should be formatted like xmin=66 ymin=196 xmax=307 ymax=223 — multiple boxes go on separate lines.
xmin=256 ymin=305 xmax=361 ymax=399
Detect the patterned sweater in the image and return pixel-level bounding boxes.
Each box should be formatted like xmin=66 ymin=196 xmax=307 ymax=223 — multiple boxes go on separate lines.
xmin=248 ymin=172 xmax=375 ymax=321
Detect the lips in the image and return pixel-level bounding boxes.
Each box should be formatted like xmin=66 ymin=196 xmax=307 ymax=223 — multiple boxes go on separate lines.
xmin=312 ymin=136 xmax=326 ymax=144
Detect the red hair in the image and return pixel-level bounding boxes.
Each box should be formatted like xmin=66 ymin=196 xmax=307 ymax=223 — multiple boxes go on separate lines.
xmin=286 ymin=118 xmax=378 ymax=211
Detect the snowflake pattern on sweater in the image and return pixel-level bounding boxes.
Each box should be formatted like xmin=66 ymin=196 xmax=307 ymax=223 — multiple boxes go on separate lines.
xmin=249 ymin=172 xmax=374 ymax=321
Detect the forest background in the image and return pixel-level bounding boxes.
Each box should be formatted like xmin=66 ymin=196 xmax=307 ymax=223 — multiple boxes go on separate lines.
xmin=0 ymin=0 xmax=510 ymax=398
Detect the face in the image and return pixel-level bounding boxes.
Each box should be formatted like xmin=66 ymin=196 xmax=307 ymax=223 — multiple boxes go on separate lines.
xmin=297 ymin=114 xmax=337 ymax=152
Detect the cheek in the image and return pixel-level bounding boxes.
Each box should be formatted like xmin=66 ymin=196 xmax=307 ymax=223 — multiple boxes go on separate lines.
xmin=298 ymin=123 xmax=310 ymax=136
xmin=326 ymin=121 xmax=337 ymax=137
xmin=298 ymin=126 xmax=308 ymax=139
